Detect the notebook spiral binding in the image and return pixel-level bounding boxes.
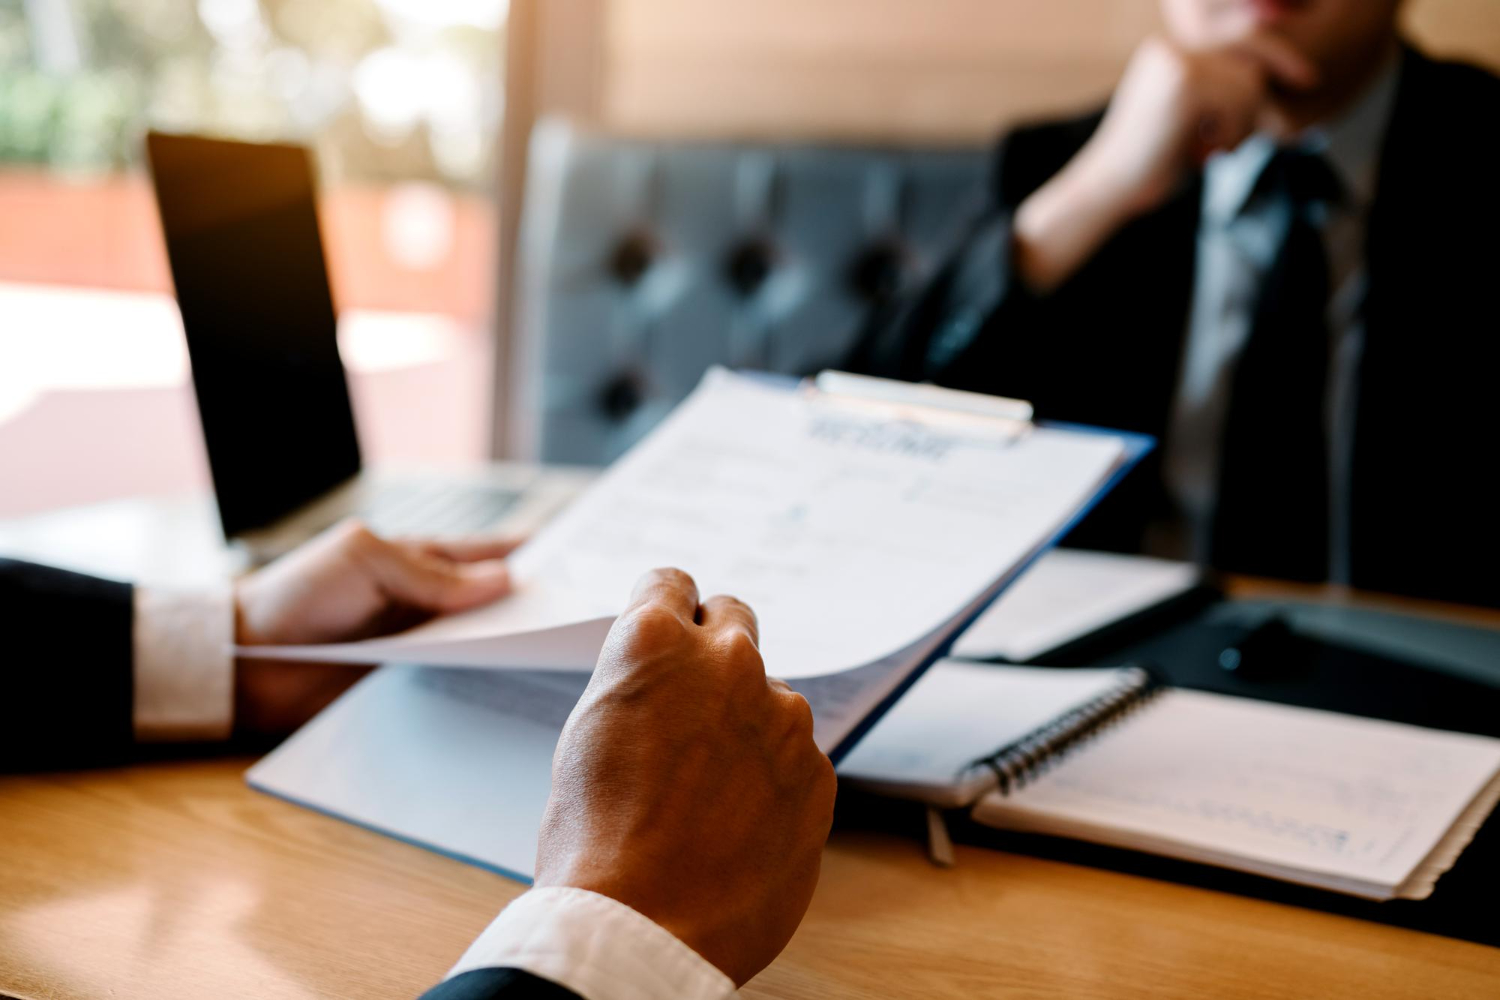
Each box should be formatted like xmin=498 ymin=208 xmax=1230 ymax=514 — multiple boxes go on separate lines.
xmin=976 ymin=666 xmax=1160 ymax=796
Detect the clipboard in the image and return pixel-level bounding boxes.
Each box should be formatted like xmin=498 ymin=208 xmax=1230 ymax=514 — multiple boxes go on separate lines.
xmin=807 ymin=371 xmax=1156 ymax=761
xmin=248 ymin=367 xmax=1156 ymax=880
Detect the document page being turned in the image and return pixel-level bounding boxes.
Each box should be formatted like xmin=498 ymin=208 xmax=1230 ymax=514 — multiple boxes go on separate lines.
xmin=247 ymin=368 xmax=1133 ymax=689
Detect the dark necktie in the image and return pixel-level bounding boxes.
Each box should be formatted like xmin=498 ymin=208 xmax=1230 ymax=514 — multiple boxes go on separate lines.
xmin=1210 ymin=148 xmax=1344 ymax=581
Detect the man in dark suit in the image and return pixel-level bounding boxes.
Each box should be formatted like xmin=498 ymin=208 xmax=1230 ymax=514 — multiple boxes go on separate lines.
xmin=3 ymin=528 xmax=833 ymax=999
xmin=851 ymin=0 xmax=1500 ymax=607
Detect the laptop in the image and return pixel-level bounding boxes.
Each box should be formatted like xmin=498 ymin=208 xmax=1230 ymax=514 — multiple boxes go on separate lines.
xmin=145 ymin=131 xmax=582 ymax=562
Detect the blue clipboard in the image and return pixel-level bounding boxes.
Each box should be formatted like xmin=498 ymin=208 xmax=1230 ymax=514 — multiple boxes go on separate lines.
xmin=825 ymin=419 xmax=1154 ymax=763
xmin=747 ymin=368 xmax=1154 ymax=761
xmin=247 ymin=369 xmax=1155 ymax=881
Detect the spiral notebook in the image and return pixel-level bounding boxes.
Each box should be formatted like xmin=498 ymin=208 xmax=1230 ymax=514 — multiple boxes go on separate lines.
xmin=838 ymin=660 xmax=1500 ymax=901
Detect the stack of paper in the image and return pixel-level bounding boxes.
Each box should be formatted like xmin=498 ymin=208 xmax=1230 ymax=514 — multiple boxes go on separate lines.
xmin=246 ymin=368 xmax=1147 ymax=754
xmin=248 ymin=368 xmax=1149 ymax=878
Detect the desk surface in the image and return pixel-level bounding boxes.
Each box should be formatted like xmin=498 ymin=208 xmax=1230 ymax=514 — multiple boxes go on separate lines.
xmin=4 ymin=583 xmax=1500 ymax=999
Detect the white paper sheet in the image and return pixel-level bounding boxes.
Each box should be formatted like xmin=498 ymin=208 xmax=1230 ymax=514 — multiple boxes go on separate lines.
xmin=950 ymin=549 xmax=1200 ymax=661
xmin=246 ymin=369 xmax=1125 ymax=679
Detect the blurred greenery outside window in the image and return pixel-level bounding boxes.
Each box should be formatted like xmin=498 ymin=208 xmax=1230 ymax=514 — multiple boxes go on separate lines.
xmin=0 ymin=1 xmax=509 ymax=511
xmin=0 ymin=0 xmax=507 ymax=188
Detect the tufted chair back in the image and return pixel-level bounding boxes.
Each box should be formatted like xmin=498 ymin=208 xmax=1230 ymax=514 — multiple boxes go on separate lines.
xmin=506 ymin=118 xmax=989 ymax=465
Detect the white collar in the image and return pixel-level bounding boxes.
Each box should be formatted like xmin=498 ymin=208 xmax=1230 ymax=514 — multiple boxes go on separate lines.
xmin=1202 ymin=54 xmax=1402 ymax=226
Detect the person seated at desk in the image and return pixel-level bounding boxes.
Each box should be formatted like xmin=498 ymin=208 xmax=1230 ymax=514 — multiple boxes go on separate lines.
xmin=849 ymin=0 xmax=1500 ymax=607
xmin=2 ymin=525 xmax=834 ymax=999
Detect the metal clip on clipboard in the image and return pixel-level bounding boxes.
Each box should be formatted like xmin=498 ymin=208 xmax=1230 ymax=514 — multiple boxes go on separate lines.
xmin=811 ymin=370 xmax=1036 ymax=444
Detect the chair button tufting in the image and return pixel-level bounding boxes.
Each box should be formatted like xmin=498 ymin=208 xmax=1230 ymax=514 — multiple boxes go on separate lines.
xmin=599 ymin=371 xmax=645 ymax=421
xmin=847 ymin=239 xmax=909 ymax=304
xmin=609 ymin=230 xmax=657 ymax=286
xmin=724 ymin=237 xmax=777 ymax=296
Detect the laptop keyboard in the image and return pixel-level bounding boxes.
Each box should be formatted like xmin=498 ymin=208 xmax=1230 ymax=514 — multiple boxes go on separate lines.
xmin=359 ymin=482 xmax=523 ymax=538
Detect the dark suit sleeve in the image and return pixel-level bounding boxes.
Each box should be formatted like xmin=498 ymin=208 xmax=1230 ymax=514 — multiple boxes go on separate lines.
xmin=845 ymin=113 xmax=1104 ymax=390
xmin=0 ymin=558 xmax=136 ymax=771
xmin=418 ymin=968 xmax=580 ymax=1000
xmin=844 ymin=110 xmax=1203 ymax=555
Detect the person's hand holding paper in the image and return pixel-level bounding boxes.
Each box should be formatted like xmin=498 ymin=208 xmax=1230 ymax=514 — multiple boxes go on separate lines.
xmin=233 ymin=521 xmax=521 ymax=736
xmin=536 ymin=566 xmax=836 ymax=987
xmin=240 ymin=368 xmax=1147 ymax=756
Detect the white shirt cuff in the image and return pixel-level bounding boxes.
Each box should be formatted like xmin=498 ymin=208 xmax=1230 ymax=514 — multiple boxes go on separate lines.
xmin=132 ymin=585 xmax=236 ymax=742
xmin=448 ymin=887 xmax=737 ymax=1000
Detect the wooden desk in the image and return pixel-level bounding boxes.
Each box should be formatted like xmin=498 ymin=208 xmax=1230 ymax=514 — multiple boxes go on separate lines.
xmin=4 ymin=582 xmax=1500 ymax=998
xmin=2 ymin=758 xmax=1498 ymax=1000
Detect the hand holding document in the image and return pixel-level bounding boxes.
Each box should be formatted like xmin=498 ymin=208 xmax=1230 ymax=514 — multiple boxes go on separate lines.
xmin=248 ymin=369 xmax=1149 ymax=875
xmin=250 ymin=369 xmax=1132 ymax=669
xmin=247 ymin=368 xmax=1145 ymax=753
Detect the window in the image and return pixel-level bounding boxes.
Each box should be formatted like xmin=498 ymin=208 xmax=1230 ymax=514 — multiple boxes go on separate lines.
xmin=0 ymin=0 xmax=508 ymax=515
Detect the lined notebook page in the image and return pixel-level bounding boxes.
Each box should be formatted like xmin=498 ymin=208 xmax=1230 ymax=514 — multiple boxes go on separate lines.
xmin=837 ymin=661 xmax=1136 ymax=806
xmin=976 ymin=689 xmax=1500 ymax=899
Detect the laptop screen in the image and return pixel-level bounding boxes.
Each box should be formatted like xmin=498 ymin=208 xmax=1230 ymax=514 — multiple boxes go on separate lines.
xmin=147 ymin=132 xmax=362 ymax=538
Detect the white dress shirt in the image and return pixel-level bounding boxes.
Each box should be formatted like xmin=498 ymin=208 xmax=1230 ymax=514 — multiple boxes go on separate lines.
xmin=1155 ymin=58 xmax=1401 ymax=583
xmin=449 ymin=887 xmax=737 ymax=999
xmin=131 ymin=591 xmax=734 ymax=998
xmin=132 ymin=585 xmax=236 ymax=741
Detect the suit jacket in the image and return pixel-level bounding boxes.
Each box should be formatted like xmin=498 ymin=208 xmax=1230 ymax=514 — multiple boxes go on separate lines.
xmin=849 ymin=46 xmax=1500 ymax=607
xmin=420 ymin=969 xmax=580 ymax=999
xmin=0 ymin=558 xmax=578 ymax=998
xmin=0 ymin=557 xmax=136 ymax=770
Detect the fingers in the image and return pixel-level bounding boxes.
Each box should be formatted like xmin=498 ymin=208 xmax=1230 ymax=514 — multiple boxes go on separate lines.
xmin=402 ymin=537 xmax=525 ymax=564
xmin=703 ymin=593 xmax=767 ymax=690
xmin=1189 ymin=49 xmax=1268 ymax=157
xmin=361 ymin=532 xmax=513 ymax=613
xmin=1195 ymin=93 xmax=1258 ymax=157
xmin=605 ymin=572 xmax=775 ymax=704
xmin=699 ymin=594 xmax=759 ymax=646
xmin=776 ymin=687 xmax=817 ymax=738
xmin=626 ymin=567 xmax=700 ymax=622
xmin=1231 ymin=32 xmax=1319 ymax=92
